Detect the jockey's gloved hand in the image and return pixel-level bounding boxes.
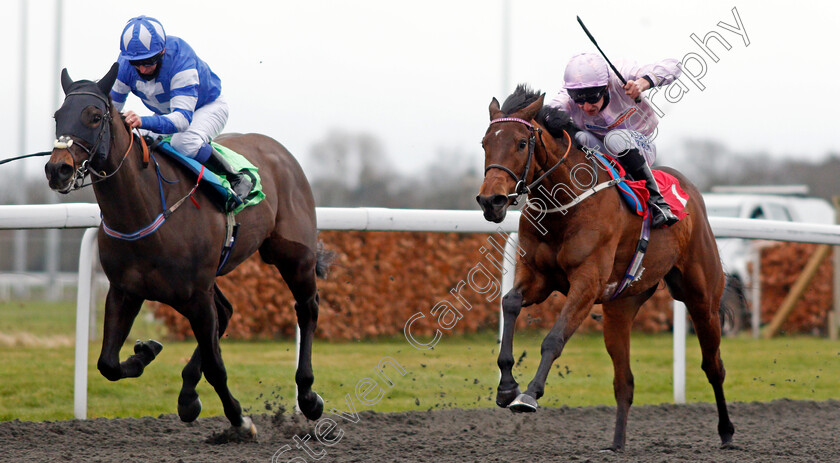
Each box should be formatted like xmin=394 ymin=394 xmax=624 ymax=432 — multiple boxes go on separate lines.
xmin=542 ymin=109 xmax=572 ymax=139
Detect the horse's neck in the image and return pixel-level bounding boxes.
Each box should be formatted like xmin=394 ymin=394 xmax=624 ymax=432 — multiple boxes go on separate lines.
xmin=93 ymin=125 xmax=169 ymax=228
xmin=529 ymin=138 xmax=592 ymax=206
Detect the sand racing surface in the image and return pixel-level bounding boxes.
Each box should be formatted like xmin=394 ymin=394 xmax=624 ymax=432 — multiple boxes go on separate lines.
xmin=2 ymin=399 xmax=838 ymax=462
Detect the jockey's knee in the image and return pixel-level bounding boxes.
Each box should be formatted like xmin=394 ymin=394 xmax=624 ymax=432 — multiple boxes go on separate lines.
xmin=605 ymin=129 xmax=657 ymax=166
xmin=604 ymin=130 xmax=636 ymax=156
xmin=170 ymin=131 xmax=206 ymax=160
xmin=574 ymin=130 xmax=602 ymax=152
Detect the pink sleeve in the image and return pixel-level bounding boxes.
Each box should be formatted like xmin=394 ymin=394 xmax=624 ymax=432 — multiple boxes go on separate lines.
xmin=619 ymin=58 xmax=682 ymax=87
xmin=546 ymin=90 xmax=573 ymax=111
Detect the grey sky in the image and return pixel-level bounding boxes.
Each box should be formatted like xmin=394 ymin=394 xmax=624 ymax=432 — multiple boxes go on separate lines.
xmin=4 ymin=0 xmax=839 ymax=181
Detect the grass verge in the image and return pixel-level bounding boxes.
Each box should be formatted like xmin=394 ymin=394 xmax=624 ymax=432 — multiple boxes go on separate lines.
xmin=1 ymin=328 xmax=838 ymax=422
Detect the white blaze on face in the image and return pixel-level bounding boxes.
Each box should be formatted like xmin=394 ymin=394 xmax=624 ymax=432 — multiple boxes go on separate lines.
xmin=494 ymin=129 xmax=502 ymax=137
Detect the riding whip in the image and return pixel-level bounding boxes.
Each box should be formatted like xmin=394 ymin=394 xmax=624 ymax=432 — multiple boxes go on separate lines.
xmin=576 ymin=16 xmax=642 ymax=103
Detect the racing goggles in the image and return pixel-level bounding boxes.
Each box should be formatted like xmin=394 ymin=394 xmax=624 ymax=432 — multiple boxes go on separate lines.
xmin=568 ymin=86 xmax=607 ymax=105
xmin=129 ymin=52 xmax=163 ymax=67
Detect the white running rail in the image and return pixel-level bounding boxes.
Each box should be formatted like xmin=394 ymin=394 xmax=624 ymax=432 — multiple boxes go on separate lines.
xmin=3 ymin=204 xmax=840 ymax=417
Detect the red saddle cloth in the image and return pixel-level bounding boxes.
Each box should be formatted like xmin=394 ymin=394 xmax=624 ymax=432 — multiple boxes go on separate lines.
xmin=597 ymin=152 xmax=690 ymax=222
xmin=624 ymin=171 xmax=690 ymax=222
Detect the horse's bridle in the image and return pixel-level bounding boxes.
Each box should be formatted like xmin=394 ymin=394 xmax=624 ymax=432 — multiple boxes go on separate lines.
xmin=484 ymin=117 xmax=571 ymax=204
xmin=53 ymin=90 xmax=137 ymax=191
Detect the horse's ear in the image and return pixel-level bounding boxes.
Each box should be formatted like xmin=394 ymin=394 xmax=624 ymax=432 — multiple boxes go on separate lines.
xmin=60 ymin=68 xmax=73 ymax=95
xmin=520 ymin=93 xmax=545 ymax=121
xmin=489 ymin=97 xmax=503 ymax=120
xmin=97 ymin=62 xmax=120 ymax=96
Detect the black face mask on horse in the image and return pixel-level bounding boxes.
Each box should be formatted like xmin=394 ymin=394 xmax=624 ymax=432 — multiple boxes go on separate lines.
xmin=54 ymin=63 xmax=119 ymax=175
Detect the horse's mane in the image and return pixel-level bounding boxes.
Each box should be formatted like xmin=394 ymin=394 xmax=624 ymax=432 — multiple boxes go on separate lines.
xmin=502 ymin=84 xmax=578 ymax=140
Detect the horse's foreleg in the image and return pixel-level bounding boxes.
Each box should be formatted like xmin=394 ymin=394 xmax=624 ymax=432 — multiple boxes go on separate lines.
xmin=497 ymin=265 xmax=552 ymax=408
xmin=97 ymin=287 xmax=160 ymax=381
xmin=600 ymin=289 xmax=653 ymax=452
xmin=178 ymin=284 xmax=234 ymax=423
xmin=496 ymin=288 xmax=523 ymax=408
xmin=511 ymin=282 xmax=597 ymax=412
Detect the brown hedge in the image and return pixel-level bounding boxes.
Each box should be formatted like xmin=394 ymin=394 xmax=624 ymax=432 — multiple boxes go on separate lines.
xmin=152 ymin=231 xmax=677 ymax=340
xmin=759 ymin=242 xmax=834 ymax=335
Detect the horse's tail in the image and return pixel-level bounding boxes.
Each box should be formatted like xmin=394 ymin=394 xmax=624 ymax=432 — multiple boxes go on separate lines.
xmin=719 ymin=273 xmax=746 ymax=332
xmin=315 ymin=241 xmax=337 ymax=279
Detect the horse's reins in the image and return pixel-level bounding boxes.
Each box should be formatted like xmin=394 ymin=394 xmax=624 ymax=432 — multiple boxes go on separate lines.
xmin=484 ymin=117 xmax=572 ymax=205
xmin=56 ymin=91 xmax=206 ymax=240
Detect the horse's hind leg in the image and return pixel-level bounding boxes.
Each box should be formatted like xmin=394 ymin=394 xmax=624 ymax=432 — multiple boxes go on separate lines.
xmin=177 ymin=283 xmax=233 ymax=423
xmin=260 ymin=239 xmax=324 ymax=420
xmin=600 ymin=288 xmax=655 ymax=452
xmin=97 ymin=287 xmax=162 ymax=381
xmin=666 ymin=264 xmax=735 ymax=448
xmin=185 ymin=290 xmax=255 ymax=437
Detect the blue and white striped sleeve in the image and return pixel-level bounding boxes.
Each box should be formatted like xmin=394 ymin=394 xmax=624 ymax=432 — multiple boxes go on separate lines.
xmin=140 ymin=64 xmax=200 ymax=134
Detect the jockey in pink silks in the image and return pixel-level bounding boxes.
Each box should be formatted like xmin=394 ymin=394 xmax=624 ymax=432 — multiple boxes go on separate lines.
xmin=545 ymin=52 xmax=682 ymax=228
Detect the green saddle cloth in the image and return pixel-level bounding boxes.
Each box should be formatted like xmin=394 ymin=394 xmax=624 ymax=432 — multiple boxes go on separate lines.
xmin=210 ymin=140 xmax=266 ymax=214
xmin=159 ymin=137 xmax=265 ymax=214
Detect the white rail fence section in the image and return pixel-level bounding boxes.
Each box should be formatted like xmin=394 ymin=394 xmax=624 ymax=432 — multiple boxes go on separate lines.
xmin=4 ymin=203 xmax=840 ymax=418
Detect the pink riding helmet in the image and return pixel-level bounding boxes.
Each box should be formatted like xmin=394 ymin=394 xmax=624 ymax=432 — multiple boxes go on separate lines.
xmin=564 ymin=53 xmax=609 ymax=89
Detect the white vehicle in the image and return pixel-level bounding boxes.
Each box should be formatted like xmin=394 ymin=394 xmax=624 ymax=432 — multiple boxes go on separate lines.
xmin=701 ymin=186 xmax=835 ymax=334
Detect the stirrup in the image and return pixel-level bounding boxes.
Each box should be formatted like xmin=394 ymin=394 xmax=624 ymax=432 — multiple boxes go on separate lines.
xmin=650 ymin=203 xmax=678 ymax=229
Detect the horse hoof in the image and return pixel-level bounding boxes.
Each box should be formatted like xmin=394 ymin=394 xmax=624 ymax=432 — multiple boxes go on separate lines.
xmin=598 ymin=446 xmax=622 ymax=453
xmin=720 ymin=435 xmax=734 ymax=449
xmin=495 ymin=386 xmax=521 ymax=408
xmin=508 ymin=393 xmax=538 ymax=413
xmin=238 ymin=416 xmax=258 ymax=439
xmin=134 ymin=339 xmax=163 ymax=360
xmin=178 ymin=397 xmax=202 ymax=423
xmin=299 ymin=392 xmax=324 ymax=420
xmin=204 ymin=416 xmax=258 ymax=444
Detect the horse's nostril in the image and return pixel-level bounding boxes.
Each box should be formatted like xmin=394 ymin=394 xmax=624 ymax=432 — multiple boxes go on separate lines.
xmin=491 ymin=195 xmax=508 ymax=207
xmin=58 ymin=163 xmax=74 ymax=179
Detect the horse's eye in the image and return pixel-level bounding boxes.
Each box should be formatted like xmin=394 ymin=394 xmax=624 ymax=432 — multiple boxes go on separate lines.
xmin=518 ymin=140 xmax=527 ymax=150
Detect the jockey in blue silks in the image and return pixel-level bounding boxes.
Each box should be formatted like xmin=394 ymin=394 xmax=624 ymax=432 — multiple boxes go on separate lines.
xmin=109 ymin=15 xmax=252 ymax=200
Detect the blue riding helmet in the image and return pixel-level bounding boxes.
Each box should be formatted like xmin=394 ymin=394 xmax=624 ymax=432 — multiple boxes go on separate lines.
xmin=119 ymin=15 xmax=166 ymax=61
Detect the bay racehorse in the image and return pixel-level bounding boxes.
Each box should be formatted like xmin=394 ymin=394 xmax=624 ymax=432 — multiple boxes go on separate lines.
xmin=476 ymin=85 xmax=734 ymax=451
xmin=45 ymin=64 xmax=331 ymax=440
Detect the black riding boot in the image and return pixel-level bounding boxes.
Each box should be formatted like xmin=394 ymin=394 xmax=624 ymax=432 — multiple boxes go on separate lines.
xmin=615 ymin=149 xmax=679 ymax=229
xmin=203 ymin=146 xmax=253 ymax=203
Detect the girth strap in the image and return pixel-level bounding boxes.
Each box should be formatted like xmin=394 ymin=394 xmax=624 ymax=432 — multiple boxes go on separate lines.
xmin=216 ymin=212 xmax=239 ymax=275
xmin=609 ymin=214 xmax=652 ymax=300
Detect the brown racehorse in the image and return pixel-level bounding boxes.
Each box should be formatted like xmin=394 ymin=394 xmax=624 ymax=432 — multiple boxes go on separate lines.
xmin=476 ymin=85 xmax=734 ymax=452
xmin=45 ymin=64 xmax=331 ymax=440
